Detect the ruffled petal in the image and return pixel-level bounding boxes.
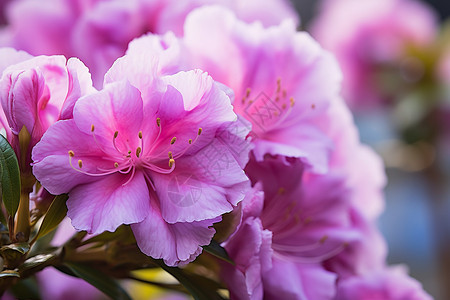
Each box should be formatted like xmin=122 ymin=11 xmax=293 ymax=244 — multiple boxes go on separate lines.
xmin=131 ymin=200 xmax=218 ymax=266
xmin=67 ymin=171 xmax=150 ymax=234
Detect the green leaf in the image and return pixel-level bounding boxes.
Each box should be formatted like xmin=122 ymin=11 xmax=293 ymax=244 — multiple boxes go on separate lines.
xmin=64 ymin=262 xmax=132 ymax=300
xmin=156 ymin=261 xmax=225 ymax=300
xmin=10 ymin=277 xmax=41 ymax=300
xmin=0 ymin=135 xmax=21 ymax=217
xmin=203 ymin=240 xmax=234 ymax=265
xmin=34 ymin=194 xmax=68 ymax=241
xmin=18 ymin=253 xmax=58 ymax=276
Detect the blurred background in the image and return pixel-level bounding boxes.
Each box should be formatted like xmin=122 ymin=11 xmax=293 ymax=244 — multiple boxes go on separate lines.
xmin=292 ymin=0 xmax=450 ymax=299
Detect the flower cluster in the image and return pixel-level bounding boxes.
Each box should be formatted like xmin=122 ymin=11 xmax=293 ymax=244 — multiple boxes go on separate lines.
xmin=0 ymin=1 xmax=433 ymax=299
xmin=0 ymin=0 xmax=298 ymax=87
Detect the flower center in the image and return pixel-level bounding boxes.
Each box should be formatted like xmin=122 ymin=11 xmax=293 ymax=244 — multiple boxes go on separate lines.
xmin=239 ymin=78 xmax=296 ymax=135
xmin=67 ymin=117 xmax=202 ymax=188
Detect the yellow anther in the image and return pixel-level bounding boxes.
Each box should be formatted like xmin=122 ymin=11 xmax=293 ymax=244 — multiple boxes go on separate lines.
xmin=136 ymin=147 xmax=142 ymax=157
xmin=242 ymin=97 xmax=246 ymax=104
xmin=78 ymin=160 xmax=83 ymax=168
xmin=188 ymin=139 xmax=193 ymax=144
xmin=114 ymin=162 xmax=119 ymax=168
xmin=290 ymin=97 xmax=295 ymax=107
xmin=91 ymin=124 xmax=95 ymax=132
xmin=278 ymin=187 xmax=285 ymax=195
xmin=249 ymin=100 xmax=253 ymax=104
xmin=156 ymin=117 xmax=161 ymax=127
xmin=275 ymin=96 xmax=280 ymax=102
xmin=198 ymin=128 xmax=203 ymax=135
xmin=245 ymin=88 xmax=251 ymax=97
xmin=68 ymin=150 xmax=75 ymax=157
xmin=169 ymin=158 xmax=175 ymax=168
xmin=138 ymin=131 xmax=143 ymax=139
xmin=282 ymin=103 xmax=287 ymax=109
xmin=128 ymin=150 xmax=132 ymax=155
xmin=114 ymin=131 xmax=119 ymax=139
xmin=276 ymin=78 xmax=281 ymax=92
xmin=171 ymin=137 xmax=177 ymax=145
xmin=319 ymin=235 xmax=328 ymax=244
xmin=168 ymin=151 xmax=173 ymax=159
xmin=311 ymin=104 xmax=316 ymax=109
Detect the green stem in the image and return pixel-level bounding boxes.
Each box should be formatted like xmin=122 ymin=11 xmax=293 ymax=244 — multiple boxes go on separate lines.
xmin=14 ymin=191 xmax=30 ymax=242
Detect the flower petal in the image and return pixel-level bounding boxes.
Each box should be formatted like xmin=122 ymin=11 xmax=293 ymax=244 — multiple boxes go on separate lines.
xmin=67 ymin=171 xmax=150 ymax=234
xmin=73 ymin=80 xmax=144 ymax=149
xmin=152 ymin=138 xmax=249 ymax=224
xmin=131 ymin=200 xmax=218 ymax=266
xmin=32 ymin=119 xmax=104 ymax=195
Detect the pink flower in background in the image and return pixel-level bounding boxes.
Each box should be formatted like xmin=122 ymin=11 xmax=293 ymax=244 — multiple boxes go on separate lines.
xmin=0 ymin=0 xmax=298 ymax=87
xmin=335 ymin=266 xmax=433 ymax=300
xmin=0 ymin=49 xmax=94 ymax=169
xmin=32 ymin=64 xmax=251 ymax=265
xmin=310 ymin=0 xmax=438 ymax=109
xmin=182 ymin=6 xmax=342 ymax=173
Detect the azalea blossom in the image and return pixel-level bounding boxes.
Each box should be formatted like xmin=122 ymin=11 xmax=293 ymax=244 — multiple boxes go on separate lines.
xmin=310 ymin=0 xmax=438 ymax=109
xmin=182 ymin=6 xmax=342 ymax=172
xmin=0 ymin=0 xmax=298 ymax=86
xmin=32 ymin=66 xmax=251 ymax=266
xmin=221 ymin=150 xmax=372 ymax=299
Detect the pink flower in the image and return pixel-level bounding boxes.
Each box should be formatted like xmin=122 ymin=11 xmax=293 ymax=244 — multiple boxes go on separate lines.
xmin=0 ymin=49 xmax=94 ymax=170
xmin=219 ymin=94 xmax=387 ymax=299
xmin=32 ymin=65 xmax=251 ymax=266
xmin=182 ymin=6 xmax=342 ymax=172
xmin=1 ymin=0 xmax=298 ymax=87
xmin=335 ymin=266 xmax=433 ymax=300
xmin=310 ymin=0 xmax=438 ymax=109
xmin=221 ymin=161 xmax=342 ymax=299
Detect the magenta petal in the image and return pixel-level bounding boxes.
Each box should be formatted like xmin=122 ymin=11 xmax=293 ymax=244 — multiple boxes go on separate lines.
xmin=104 ymin=32 xmax=182 ymax=93
xmin=67 ymin=171 xmax=150 ymax=234
xmin=222 ymin=216 xmax=272 ymax=300
xmin=252 ymin=123 xmax=333 ymax=173
xmin=32 ymin=119 xmax=103 ymax=194
xmin=0 ymin=48 xmax=32 ymax=75
xmin=2 ymin=68 xmax=44 ymax=135
xmin=59 ymin=57 xmax=95 ymax=120
xmin=131 ymin=201 xmax=218 ymax=266
xmin=153 ymin=138 xmax=249 ymax=224
xmin=73 ymin=80 xmax=143 ymax=141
